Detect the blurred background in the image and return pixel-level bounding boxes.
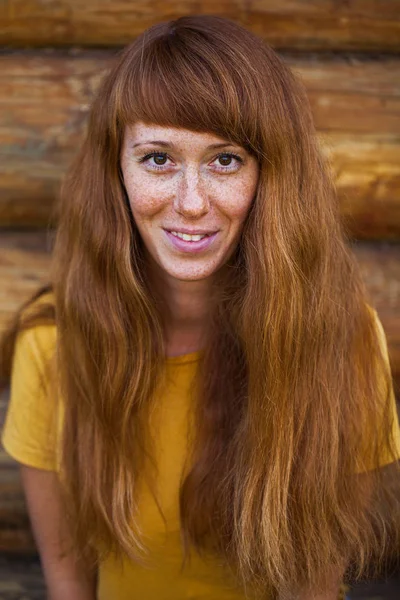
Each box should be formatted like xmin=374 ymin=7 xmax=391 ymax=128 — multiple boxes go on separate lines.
xmin=0 ymin=1 xmax=399 ymax=598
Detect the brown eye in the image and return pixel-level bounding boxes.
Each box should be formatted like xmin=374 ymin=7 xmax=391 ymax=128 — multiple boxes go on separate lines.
xmin=153 ymin=153 xmax=168 ymax=165
xmin=218 ymin=154 xmax=233 ymax=166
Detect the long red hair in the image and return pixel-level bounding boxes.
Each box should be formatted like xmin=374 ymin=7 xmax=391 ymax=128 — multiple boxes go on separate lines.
xmin=1 ymin=16 xmax=400 ymax=598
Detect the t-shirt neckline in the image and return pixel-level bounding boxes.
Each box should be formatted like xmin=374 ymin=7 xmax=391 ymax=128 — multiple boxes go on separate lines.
xmin=165 ymin=350 xmax=201 ymax=365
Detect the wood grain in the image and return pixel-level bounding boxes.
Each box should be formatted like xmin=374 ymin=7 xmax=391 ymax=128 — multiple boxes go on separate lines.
xmin=1 ymin=0 xmax=399 ymax=51
xmin=1 ymin=51 xmax=399 ymax=237
xmin=321 ymin=132 xmax=400 ymax=240
xmin=0 ymin=232 xmax=52 ymax=333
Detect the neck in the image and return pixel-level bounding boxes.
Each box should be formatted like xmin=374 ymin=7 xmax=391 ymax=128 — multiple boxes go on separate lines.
xmin=146 ymin=260 xmax=215 ymax=356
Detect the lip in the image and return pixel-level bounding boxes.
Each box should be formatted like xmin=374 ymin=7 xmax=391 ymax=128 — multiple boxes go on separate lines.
xmin=164 ymin=229 xmax=218 ymax=253
xmin=164 ymin=227 xmax=218 ymax=235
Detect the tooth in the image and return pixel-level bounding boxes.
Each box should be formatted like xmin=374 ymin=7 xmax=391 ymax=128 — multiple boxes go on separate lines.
xmin=170 ymin=231 xmax=208 ymax=241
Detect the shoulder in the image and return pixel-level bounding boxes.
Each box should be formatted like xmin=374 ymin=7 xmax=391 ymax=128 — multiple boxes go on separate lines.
xmin=22 ymin=289 xmax=55 ymax=318
xmin=15 ymin=291 xmax=57 ymax=371
xmin=365 ymin=303 xmax=390 ymax=359
xmin=3 ymin=291 xmax=60 ymax=471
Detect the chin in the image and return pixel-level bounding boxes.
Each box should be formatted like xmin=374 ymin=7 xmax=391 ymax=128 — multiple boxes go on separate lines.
xmin=163 ymin=264 xmax=220 ymax=282
xmin=169 ymin=271 xmax=216 ymax=282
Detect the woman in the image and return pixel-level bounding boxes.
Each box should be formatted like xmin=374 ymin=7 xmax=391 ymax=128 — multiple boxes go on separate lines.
xmin=1 ymin=15 xmax=400 ymax=600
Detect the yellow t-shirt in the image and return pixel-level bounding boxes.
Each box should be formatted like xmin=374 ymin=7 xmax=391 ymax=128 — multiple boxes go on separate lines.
xmin=2 ymin=299 xmax=400 ymax=600
xmin=1 ymin=318 xmax=253 ymax=599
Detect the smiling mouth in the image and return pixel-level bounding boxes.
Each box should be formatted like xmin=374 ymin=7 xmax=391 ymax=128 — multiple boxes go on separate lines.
xmin=164 ymin=228 xmax=218 ymax=252
xmin=169 ymin=230 xmax=212 ymax=242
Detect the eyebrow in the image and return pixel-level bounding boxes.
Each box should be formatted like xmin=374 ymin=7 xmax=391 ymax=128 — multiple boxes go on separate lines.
xmin=131 ymin=140 xmax=236 ymax=150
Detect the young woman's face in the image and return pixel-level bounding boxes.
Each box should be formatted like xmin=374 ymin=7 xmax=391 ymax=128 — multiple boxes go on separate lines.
xmin=120 ymin=122 xmax=259 ymax=282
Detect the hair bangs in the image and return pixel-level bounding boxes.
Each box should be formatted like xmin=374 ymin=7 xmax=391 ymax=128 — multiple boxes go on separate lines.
xmin=116 ymin=29 xmax=261 ymax=155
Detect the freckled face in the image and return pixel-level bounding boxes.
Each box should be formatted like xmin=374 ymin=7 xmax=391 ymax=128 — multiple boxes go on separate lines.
xmin=120 ymin=122 xmax=259 ymax=282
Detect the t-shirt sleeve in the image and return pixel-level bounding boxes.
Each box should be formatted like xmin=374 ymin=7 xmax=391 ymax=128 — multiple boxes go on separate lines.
xmin=355 ymin=308 xmax=400 ymax=473
xmin=1 ymin=325 xmax=58 ymax=471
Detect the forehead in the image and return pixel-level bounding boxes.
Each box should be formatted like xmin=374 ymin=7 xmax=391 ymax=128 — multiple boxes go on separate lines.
xmin=124 ymin=121 xmax=237 ymax=148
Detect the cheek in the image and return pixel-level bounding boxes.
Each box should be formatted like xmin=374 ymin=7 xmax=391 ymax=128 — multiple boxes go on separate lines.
xmin=216 ymin=176 xmax=257 ymax=222
xmin=123 ymin=170 xmax=172 ymax=217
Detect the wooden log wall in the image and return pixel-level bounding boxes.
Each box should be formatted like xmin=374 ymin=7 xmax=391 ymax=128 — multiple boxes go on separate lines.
xmin=2 ymin=0 xmax=400 ymax=51
xmin=1 ymin=0 xmax=400 ymax=554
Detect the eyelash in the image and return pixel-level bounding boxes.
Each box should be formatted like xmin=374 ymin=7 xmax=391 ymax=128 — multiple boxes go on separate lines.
xmin=138 ymin=151 xmax=244 ymax=172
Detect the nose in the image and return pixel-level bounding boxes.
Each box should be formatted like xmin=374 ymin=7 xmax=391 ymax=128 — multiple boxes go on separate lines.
xmin=173 ymin=168 xmax=210 ymax=219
